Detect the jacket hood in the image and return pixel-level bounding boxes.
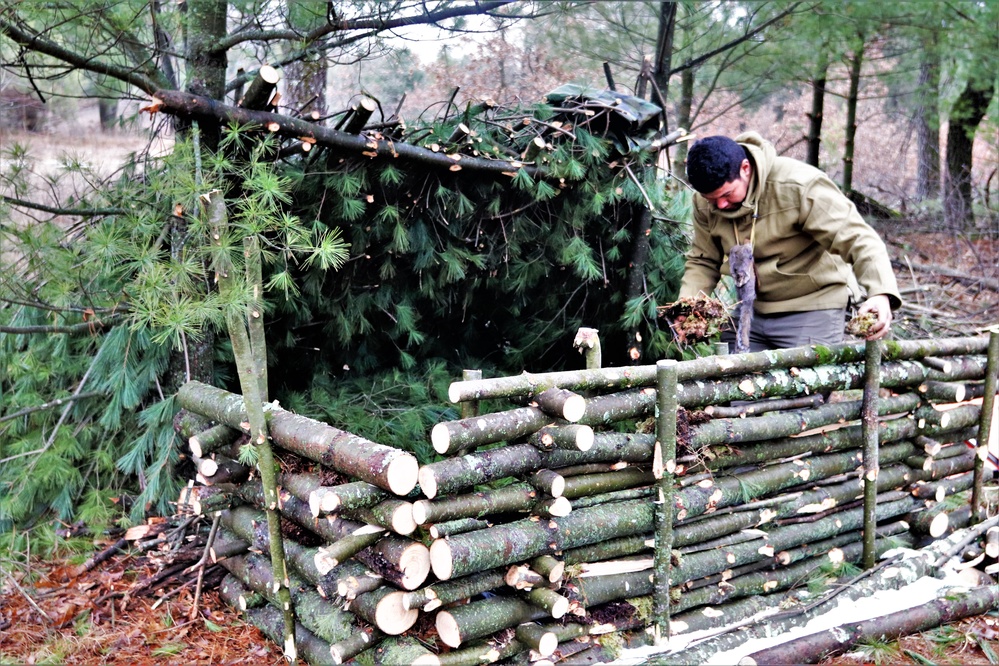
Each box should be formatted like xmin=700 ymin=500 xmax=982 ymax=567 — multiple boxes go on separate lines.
xmin=711 ymin=131 xmax=778 ymax=221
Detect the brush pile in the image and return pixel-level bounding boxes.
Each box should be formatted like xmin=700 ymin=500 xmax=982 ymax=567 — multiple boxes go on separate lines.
xmin=173 ymin=333 xmax=998 ymax=665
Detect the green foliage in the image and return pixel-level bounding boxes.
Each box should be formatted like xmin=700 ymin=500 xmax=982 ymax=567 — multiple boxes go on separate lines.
xmin=853 ymin=636 xmax=902 ymax=665
xmin=1 ymin=90 xmax=685 ymax=535
xmin=271 ymin=104 xmax=687 ymax=381
xmin=284 ymin=361 xmax=460 ymax=464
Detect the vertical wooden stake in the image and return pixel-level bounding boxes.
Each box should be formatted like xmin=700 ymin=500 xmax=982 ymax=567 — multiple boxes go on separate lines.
xmin=713 ymin=342 xmax=729 ymax=356
xmin=573 ymin=327 xmax=602 ymax=369
xmin=971 ymin=328 xmax=999 ymax=523
xmin=653 ymin=359 xmax=678 ymax=645
xmin=460 ymin=369 xmax=482 ymax=420
xmin=861 ymin=338 xmax=882 ymax=569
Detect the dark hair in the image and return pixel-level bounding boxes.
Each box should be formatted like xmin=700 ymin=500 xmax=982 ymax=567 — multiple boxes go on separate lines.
xmin=686 ymin=136 xmax=746 ymax=193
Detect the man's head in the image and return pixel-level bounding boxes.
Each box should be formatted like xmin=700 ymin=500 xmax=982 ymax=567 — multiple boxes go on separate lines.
xmin=687 ymin=136 xmax=752 ymax=210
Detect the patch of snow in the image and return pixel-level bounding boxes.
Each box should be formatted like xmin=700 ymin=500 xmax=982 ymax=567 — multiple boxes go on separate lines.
xmin=608 ymin=559 xmax=971 ymax=665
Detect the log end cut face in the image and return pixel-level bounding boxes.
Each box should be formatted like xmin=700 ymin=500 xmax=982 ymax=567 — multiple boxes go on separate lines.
xmin=375 ymin=590 xmax=419 ymax=635
xmin=387 ymin=454 xmax=420 ymax=496
xmin=429 ymin=539 xmax=454 ymax=580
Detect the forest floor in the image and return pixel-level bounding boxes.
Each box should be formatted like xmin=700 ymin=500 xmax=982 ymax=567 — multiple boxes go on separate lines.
xmin=1 ymin=228 xmax=997 ymax=665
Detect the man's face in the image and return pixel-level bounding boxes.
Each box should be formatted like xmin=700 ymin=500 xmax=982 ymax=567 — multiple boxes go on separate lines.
xmin=701 ymin=159 xmax=752 ymax=211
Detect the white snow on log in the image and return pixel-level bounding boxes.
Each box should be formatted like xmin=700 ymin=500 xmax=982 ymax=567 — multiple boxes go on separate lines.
xmin=607 ymin=557 xmax=972 ymax=665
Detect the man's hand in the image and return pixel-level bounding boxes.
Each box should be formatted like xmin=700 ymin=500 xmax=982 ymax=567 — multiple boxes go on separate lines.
xmin=857 ymin=294 xmax=893 ymax=340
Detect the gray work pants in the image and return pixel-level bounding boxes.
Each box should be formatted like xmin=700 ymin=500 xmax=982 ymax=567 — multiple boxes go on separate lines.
xmin=721 ymin=308 xmax=846 ymax=352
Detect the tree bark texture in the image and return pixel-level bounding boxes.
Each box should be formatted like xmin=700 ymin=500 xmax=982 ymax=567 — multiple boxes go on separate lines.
xmin=446 ymin=337 xmax=989 ymax=403
xmin=177 ymin=381 xmax=418 ymax=494
xmin=744 ymin=584 xmax=999 ymax=666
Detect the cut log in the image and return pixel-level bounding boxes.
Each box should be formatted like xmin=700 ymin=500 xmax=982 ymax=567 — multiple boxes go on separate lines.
xmin=533 ymin=388 xmax=586 ymax=422
xmin=528 ymin=424 xmax=594 ymax=452
xmin=532 ymin=555 xmax=565 ymax=585
xmin=515 ymin=623 xmax=558 ymax=656
xmin=329 ymin=625 xmax=384 ymax=664
xmin=349 ymin=498 xmax=417 ymax=536
xmin=401 ymin=569 xmax=506 ymax=612
xmin=219 ymin=572 xmax=264 ymax=610
xmin=177 ymin=381 xmax=418 ymax=495
xmin=342 ymin=96 xmax=376 ymax=135
xmin=346 ymin=586 xmax=418 ymax=635
xmin=911 ymin=471 xmax=974 ymax=500
xmin=918 ymin=380 xmax=970 ymax=403
xmin=704 ymin=394 xmax=824 ymax=418
xmin=413 ymin=482 xmax=546 ymax=525
xmin=428 ymin=517 xmax=491 ymax=540
xmin=436 ymin=595 xmax=549 ymax=648
xmin=431 ymin=499 xmax=653 ymax=580
xmin=239 ymin=64 xmax=281 ymax=110
xmin=431 ymin=406 xmax=551 ymax=454
xmin=529 ymin=469 xmax=566 ymax=497
xmin=189 ymin=423 xmax=242 ymax=457
xmin=524 ymin=586 xmax=570 ymax=619
xmin=741 ymin=584 xmax=999 ymax=665
xmin=446 ymin=337 xmax=989 ymax=402
xmin=563 ymin=569 xmax=654 ymax=612
xmin=561 ymin=467 xmax=655 ymax=500
xmin=310 ymin=480 xmax=389 ymax=515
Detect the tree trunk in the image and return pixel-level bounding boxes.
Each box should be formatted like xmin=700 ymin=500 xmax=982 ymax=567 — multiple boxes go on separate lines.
xmin=672 ymin=68 xmax=694 ymax=175
xmin=744 ymin=584 xmax=999 ymax=665
xmin=944 ymin=78 xmax=994 ymax=226
xmin=842 ymin=43 xmax=864 ymax=195
xmin=806 ymin=50 xmax=829 ymax=168
xmin=183 ymin=0 xmax=228 ymax=147
xmin=915 ymin=30 xmax=941 ymax=200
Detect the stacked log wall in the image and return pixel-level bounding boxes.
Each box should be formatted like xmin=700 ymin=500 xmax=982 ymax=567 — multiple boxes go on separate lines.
xmin=175 ymin=334 xmax=999 ymax=665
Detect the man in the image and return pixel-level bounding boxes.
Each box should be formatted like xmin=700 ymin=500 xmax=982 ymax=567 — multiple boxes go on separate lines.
xmin=679 ymin=132 xmax=901 ymax=351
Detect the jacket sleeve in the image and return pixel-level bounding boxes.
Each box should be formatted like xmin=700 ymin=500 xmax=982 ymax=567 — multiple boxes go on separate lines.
xmin=799 ymin=175 xmax=902 ymax=309
xmin=679 ymin=205 xmax=723 ymax=299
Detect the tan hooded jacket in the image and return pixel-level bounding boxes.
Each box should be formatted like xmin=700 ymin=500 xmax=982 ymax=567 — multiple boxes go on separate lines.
xmin=679 ymin=132 xmax=901 ymax=314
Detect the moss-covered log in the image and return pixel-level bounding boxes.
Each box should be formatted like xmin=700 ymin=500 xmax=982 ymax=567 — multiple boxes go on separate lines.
xmin=225 ymin=599 xmax=334 ymax=666
xmin=671 ymin=496 xmax=915 ymax=583
xmin=436 ymin=595 xmax=549 ymax=648
xmin=177 ymin=381 xmax=418 ymax=494
xmin=401 ymin=569 xmax=506 ymax=612
xmin=413 ymin=482 xmax=551 ymax=525
xmin=430 ymin=499 xmax=653 ymax=580
xmin=219 ymin=548 xmax=359 ymax=645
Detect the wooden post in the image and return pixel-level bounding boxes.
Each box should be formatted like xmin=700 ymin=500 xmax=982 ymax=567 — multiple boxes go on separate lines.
xmin=971 ymin=328 xmax=999 ymax=523
xmin=713 ymin=342 xmax=729 ymax=356
xmin=652 ymin=359 xmax=678 ymax=645
xmin=573 ymin=327 xmax=602 ymax=369
xmin=861 ymin=339 xmax=882 ymax=569
xmin=460 ymin=369 xmax=482 ymax=420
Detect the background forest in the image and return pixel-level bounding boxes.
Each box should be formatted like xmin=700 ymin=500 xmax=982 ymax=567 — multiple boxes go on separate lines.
xmin=0 ymin=0 xmax=996 ymax=546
